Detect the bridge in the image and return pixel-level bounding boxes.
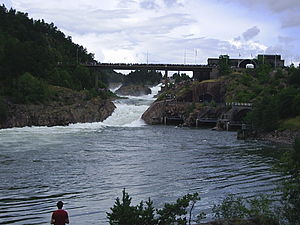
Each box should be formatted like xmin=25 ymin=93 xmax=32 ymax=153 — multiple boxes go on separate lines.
xmin=83 ymin=63 xmax=217 ymax=81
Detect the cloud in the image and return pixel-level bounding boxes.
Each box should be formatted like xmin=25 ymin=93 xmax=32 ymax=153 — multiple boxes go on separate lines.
xmin=163 ymin=0 xmax=183 ymax=7
xmin=140 ymin=0 xmax=160 ymax=10
xmin=242 ymin=26 xmax=260 ymax=41
xmin=221 ymin=0 xmax=300 ymax=28
xmin=8 ymin=0 xmax=300 ymax=66
xmin=117 ymin=0 xmax=136 ymax=8
xmin=2 ymin=0 xmax=12 ymax=8
xmin=282 ymin=13 xmax=300 ymax=28
xmin=278 ymin=35 xmax=297 ymax=43
xmin=222 ymin=0 xmax=300 ymax=13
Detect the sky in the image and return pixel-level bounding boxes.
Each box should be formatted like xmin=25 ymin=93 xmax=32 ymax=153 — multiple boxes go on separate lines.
xmin=2 ymin=0 xmax=300 ymax=66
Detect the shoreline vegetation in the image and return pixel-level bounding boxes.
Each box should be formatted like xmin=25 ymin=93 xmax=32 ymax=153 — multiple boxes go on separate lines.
xmin=106 ymin=138 xmax=300 ymax=225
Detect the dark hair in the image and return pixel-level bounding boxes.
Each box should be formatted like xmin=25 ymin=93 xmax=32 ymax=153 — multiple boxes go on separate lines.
xmin=57 ymin=201 xmax=63 ymax=209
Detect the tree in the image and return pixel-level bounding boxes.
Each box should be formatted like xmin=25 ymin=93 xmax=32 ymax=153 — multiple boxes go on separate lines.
xmin=107 ymin=189 xmax=139 ymax=225
xmin=0 ymin=96 xmax=7 ymax=122
xmin=277 ymin=88 xmax=300 ymax=119
xmin=288 ymin=67 xmax=300 ymax=88
xmin=277 ymin=138 xmax=300 ymax=225
xmin=17 ymin=72 xmax=50 ymax=103
xmin=218 ymin=55 xmax=231 ymax=76
xmin=107 ymin=190 xmax=204 ymax=225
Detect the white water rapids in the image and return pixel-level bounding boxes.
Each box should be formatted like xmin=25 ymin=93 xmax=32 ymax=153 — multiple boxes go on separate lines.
xmin=102 ymin=84 xmax=161 ymax=127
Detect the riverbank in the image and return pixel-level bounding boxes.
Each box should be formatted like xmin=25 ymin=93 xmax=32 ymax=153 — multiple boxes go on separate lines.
xmin=256 ymin=129 xmax=300 ymax=145
xmin=0 ymin=86 xmax=116 ymax=129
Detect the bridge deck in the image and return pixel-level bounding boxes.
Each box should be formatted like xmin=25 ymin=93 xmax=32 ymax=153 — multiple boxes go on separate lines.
xmin=84 ymin=63 xmax=213 ymax=71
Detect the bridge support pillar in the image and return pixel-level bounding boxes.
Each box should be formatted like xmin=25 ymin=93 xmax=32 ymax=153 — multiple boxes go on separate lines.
xmin=164 ymin=70 xmax=169 ymax=87
xmin=193 ymin=70 xmax=211 ymax=81
xmin=95 ymin=73 xmax=99 ymax=89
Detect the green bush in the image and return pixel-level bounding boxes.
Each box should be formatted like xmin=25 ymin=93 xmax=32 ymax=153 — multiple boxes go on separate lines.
xmin=213 ymin=194 xmax=248 ymax=219
xmin=288 ymin=67 xmax=300 ymax=87
xmin=107 ymin=189 xmax=204 ymax=225
xmin=17 ymin=72 xmax=50 ymax=103
xmin=277 ymin=138 xmax=300 ymax=225
xmin=213 ymin=194 xmax=278 ymax=224
xmin=0 ymin=96 xmax=7 ymax=122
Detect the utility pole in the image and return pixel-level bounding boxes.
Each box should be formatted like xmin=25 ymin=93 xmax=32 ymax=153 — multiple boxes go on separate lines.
xmin=184 ymin=49 xmax=186 ymax=65
xmin=147 ymin=50 xmax=149 ymax=64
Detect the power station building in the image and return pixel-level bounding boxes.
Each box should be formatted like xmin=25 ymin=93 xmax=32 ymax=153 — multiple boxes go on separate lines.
xmin=207 ymin=54 xmax=284 ymax=68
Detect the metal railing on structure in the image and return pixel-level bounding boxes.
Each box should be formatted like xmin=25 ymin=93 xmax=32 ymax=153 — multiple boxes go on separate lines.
xmin=225 ymin=102 xmax=253 ymax=107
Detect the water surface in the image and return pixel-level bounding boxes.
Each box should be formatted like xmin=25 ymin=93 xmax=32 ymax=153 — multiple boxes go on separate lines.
xmin=0 ymin=86 xmax=283 ymax=224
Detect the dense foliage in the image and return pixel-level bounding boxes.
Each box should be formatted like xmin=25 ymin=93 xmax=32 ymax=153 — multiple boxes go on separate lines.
xmin=171 ymin=73 xmax=191 ymax=83
xmin=0 ymin=5 xmax=116 ymax=103
xmin=212 ymin=194 xmax=278 ymax=224
xmin=123 ymin=69 xmax=162 ymax=86
xmin=277 ymin=138 xmax=300 ymax=225
xmin=107 ymin=189 xmax=204 ymax=225
xmin=225 ymin=64 xmax=300 ymax=131
xmin=218 ymin=55 xmax=232 ymax=76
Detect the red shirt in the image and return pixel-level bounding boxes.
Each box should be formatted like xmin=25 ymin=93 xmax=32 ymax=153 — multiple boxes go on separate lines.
xmin=51 ymin=209 xmax=69 ymax=225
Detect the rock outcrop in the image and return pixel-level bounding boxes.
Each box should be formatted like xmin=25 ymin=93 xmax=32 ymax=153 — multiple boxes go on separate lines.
xmin=142 ymin=80 xmax=227 ymax=126
xmin=0 ymin=86 xmax=116 ymax=129
xmin=115 ymin=84 xmax=151 ymax=96
xmin=142 ymin=100 xmax=192 ymax=125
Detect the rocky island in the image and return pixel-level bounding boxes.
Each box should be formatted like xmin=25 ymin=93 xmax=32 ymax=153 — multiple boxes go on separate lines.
xmin=115 ymin=84 xmax=152 ymax=96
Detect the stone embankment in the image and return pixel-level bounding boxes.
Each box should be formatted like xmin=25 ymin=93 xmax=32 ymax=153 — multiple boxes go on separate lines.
xmin=256 ymin=130 xmax=300 ymax=145
xmin=0 ymin=86 xmax=116 ymax=129
xmin=142 ymin=99 xmax=225 ymax=127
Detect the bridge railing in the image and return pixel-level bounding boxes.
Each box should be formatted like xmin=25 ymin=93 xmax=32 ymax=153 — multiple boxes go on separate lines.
xmin=225 ymin=102 xmax=253 ymax=107
xmin=82 ymin=62 xmax=212 ymax=68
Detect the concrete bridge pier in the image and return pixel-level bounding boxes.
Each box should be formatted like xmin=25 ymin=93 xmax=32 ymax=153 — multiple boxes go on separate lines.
xmin=89 ymin=67 xmax=99 ymax=89
xmin=193 ymin=69 xmax=211 ymax=81
xmin=164 ymin=70 xmax=169 ymax=86
xmin=95 ymin=72 xmax=99 ymax=89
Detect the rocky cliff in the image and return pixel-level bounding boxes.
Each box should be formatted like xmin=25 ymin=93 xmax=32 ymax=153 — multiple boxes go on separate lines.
xmin=0 ymin=86 xmax=116 ymax=129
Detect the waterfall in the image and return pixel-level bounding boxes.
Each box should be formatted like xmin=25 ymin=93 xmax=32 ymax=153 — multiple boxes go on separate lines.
xmin=102 ymin=83 xmax=161 ymax=127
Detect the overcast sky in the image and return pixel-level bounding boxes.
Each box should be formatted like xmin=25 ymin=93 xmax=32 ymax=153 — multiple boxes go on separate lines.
xmin=2 ymin=0 xmax=300 ymax=65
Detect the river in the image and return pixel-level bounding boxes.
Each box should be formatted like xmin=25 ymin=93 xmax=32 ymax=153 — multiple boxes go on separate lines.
xmin=0 ymin=85 xmax=284 ymax=225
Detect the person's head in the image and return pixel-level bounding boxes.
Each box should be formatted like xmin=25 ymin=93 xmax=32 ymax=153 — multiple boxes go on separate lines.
xmin=57 ymin=201 xmax=64 ymax=209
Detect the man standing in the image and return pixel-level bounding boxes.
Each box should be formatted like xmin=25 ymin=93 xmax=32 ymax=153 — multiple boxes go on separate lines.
xmin=51 ymin=201 xmax=69 ymax=225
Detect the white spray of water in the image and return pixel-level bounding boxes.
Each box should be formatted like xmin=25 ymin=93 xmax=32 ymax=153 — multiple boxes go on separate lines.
xmin=109 ymin=84 xmax=122 ymax=93
xmin=102 ymin=83 xmax=162 ymax=127
xmin=0 ymin=84 xmax=162 ymax=137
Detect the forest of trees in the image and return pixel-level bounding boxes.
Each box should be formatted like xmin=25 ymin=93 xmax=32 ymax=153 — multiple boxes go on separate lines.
xmin=0 ymin=5 xmax=165 ymax=107
xmin=122 ymin=69 xmax=162 ymax=86
xmin=0 ymin=5 xmax=117 ymax=104
xmin=224 ymin=63 xmax=300 ymax=131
